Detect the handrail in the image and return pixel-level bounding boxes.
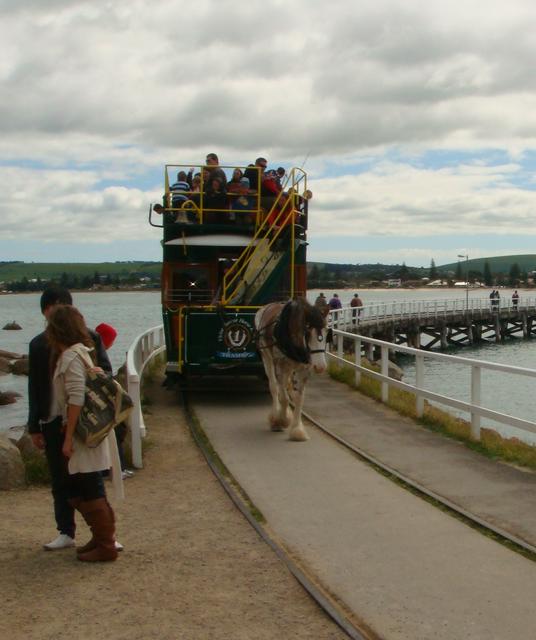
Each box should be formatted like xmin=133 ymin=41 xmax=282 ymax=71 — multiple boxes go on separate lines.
xmin=331 ymin=296 xmax=536 ymax=330
xmin=221 ymin=167 xmax=308 ymax=304
xmin=126 ymin=325 xmax=166 ymax=468
xmin=327 ymin=321 xmax=536 ymax=446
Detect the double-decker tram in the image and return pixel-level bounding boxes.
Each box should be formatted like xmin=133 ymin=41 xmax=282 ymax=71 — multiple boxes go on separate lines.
xmin=149 ymin=161 xmax=312 ymax=382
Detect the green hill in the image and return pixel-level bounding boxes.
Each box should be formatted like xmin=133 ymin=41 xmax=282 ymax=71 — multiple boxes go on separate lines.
xmin=0 ymin=261 xmax=161 ymax=282
xmin=439 ymin=254 xmax=536 ymax=274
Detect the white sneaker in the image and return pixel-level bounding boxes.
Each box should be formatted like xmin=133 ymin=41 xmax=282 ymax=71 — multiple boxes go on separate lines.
xmin=43 ymin=534 xmax=76 ymax=551
xmin=115 ymin=540 xmax=124 ymax=552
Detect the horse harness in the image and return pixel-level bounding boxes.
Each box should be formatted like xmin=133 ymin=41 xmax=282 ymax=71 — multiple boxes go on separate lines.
xmin=257 ymin=301 xmax=327 ymax=364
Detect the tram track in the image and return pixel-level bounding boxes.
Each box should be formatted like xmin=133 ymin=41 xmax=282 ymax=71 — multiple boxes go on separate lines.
xmin=302 ymin=409 xmax=536 ymax=560
xmin=180 ymin=384 xmax=536 ymax=640
xmin=181 ymin=389 xmax=374 ymax=640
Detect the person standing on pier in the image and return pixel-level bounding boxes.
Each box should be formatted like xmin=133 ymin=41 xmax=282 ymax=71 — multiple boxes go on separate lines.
xmin=512 ymin=290 xmax=519 ymax=309
xmin=328 ymin=293 xmax=342 ymax=310
xmin=350 ymin=293 xmax=363 ymax=325
xmin=28 ymin=287 xmax=112 ymax=551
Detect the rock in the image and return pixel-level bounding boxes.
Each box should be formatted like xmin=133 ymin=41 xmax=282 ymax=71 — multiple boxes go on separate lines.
xmin=10 ymin=356 xmax=29 ymax=376
xmin=0 ymin=357 xmax=10 ymax=373
xmin=0 ymin=391 xmax=21 ymax=405
xmin=115 ymin=362 xmax=127 ymax=388
xmin=11 ymin=431 xmax=41 ymax=459
xmin=0 ymin=435 xmax=26 ymax=489
xmin=0 ymin=349 xmax=23 ymax=359
xmin=2 ymin=321 xmax=22 ymax=330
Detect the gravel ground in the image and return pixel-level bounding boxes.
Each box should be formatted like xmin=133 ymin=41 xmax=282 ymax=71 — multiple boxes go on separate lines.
xmin=0 ymin=373 xmax=347 ymax=640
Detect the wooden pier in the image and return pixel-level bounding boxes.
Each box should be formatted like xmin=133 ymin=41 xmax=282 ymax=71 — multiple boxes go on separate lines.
xmin=333 ymin=299 xmax=536 ymax=350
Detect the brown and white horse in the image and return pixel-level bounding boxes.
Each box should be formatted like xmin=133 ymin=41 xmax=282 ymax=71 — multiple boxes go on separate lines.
xmin=255 ymin=298 xmax=329 ymax=441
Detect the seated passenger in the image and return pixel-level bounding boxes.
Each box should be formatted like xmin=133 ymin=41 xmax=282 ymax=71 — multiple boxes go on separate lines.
xmin=170 ymin=171 xmax=190 ymax=208
xmin=229 ymin=177 xmax=255 ymax=226
xmin=203 ymin=177 xmax=228 ymax=224
xmin=244 ymin=157 xmax=267 ymax=192
xmin=228 ymin=167 xmax=244 ymax=189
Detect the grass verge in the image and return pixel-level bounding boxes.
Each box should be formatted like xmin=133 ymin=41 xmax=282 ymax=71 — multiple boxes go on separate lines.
xmin=328 ymin=358 xmax=536 ymax=471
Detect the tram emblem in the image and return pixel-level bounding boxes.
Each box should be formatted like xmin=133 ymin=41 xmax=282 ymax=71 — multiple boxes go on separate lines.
xmin=222 ymin=319 xmax=252 ymax=351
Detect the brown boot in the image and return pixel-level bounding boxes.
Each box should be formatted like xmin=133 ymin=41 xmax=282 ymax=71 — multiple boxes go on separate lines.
xmin=76 ymin=498 xmax=118 ymax=562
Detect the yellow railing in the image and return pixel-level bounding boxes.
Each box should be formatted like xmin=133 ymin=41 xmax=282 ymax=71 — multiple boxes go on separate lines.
xmin=221 ymin=167 xmax=308 ymax=304
xmin=164 ymin=163 xmax=265 ymax=225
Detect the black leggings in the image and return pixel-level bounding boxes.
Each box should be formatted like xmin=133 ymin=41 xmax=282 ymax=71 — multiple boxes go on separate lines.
xmin=69 ymin=472 xmax=106 ymax=502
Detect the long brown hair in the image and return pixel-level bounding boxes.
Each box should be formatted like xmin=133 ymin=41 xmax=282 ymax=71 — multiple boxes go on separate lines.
xmin=45 ymin=305 xmax=95 ymax=370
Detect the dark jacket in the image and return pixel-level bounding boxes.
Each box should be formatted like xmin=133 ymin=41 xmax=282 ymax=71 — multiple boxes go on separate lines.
xmin=27 ymin=330 xmax=112 ymax=433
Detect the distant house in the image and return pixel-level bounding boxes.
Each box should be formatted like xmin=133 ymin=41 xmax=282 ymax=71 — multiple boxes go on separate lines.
xmin=387 ymin=278 xmax=402 ymax=288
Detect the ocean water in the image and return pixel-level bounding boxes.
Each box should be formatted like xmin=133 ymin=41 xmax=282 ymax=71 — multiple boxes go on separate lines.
xmin=2 ymin=288 xmax=536 ymax=439
xmin=0 ymin=291 xmax=161 ymax=432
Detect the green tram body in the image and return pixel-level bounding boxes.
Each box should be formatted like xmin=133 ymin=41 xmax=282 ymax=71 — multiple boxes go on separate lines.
xmin=150 ymin=163 xmax=311 ymax=379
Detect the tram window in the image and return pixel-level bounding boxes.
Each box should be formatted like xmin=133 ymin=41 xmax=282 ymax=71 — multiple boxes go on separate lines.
xmin=171 ymin=266 xmax=212 ymax=302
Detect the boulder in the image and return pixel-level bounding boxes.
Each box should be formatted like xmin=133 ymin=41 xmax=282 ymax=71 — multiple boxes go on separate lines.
xmin=2 ymin=322 xmax=22 ymax=330
xmin=10 ymin=356 xmax=29 ymax=376
xmin=11 ymin=431 xmax=42 ymax=459
xmin=0 ymin=349 xmax=23 ymax=359
xmin=0 ymin=391 xmax=21 ymax=406
xmin=0 ymin=435 xmax=26 ymax=489
xmin=0 ymin=357 xmax=10 ymax=373
xmin=115 ymin=362 xmax=127 ymax=388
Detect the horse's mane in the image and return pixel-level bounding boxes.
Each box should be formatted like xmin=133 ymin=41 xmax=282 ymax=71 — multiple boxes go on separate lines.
xmin=274 ymin=298 xmax=325 ymax=364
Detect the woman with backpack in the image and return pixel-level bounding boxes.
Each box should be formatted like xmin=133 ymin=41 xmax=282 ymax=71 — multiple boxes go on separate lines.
xmin=46 ymin=304 xmax=123 ymax=562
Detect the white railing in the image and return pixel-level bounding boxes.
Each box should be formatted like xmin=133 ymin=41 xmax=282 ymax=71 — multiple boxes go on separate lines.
xmin=327 ymin=326 xmax=536 ymax=446
xmin=126 ymin=325 xmax=166 ymax=468
xmin=331 ymin=296 xmax=536 ymax=330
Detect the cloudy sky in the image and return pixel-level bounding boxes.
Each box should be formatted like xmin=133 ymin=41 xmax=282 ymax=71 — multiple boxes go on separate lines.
xmin=2 ymin=0 xmax=536 ymax=267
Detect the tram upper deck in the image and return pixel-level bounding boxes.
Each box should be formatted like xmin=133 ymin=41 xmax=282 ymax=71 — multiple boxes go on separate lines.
xmin=150 ymin=163 xmax=312 ymax=307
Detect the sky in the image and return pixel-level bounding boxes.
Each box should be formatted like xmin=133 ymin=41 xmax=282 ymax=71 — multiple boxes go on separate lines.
xmin=2 ymin=0 xmax=536 ymax=267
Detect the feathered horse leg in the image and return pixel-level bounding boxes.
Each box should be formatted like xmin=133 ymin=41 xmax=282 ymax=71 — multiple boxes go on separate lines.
xmin=288 ymin=367 xmax=310 ymax=441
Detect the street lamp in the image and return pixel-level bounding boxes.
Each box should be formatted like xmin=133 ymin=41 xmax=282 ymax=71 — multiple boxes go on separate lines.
xmin=457 ymin=254 xmax=469 ymax=309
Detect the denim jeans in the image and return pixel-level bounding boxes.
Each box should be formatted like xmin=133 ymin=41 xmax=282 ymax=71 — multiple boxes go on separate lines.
xmin=42 ymin=417 xmax=76 ymax=538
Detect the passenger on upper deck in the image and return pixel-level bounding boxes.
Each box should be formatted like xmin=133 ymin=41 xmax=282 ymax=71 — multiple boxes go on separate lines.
xmin=205 ymin=153 xmax=227 ymax=187
xmin=229 ymin=177 xmax=255 ymax=225
xmin=170 ymin=171 xmax=190 ymax=208
xmin=203 ymin=177 xmax=228 ymax=223
xmin=228 ymin=168 xmax=244 ymax=188
xmin=244 ymin=158 xmax=267 ymax=192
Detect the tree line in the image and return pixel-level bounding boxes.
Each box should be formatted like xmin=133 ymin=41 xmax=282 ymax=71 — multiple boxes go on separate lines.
xmin=3 ymin=270 xmax=160 ymax=293
xmin=308 ymin=259 xmax=531 ymax=289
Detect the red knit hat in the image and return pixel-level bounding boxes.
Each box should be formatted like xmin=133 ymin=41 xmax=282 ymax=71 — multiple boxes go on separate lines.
xmin=95 ymin=322 xmax=117 ymax=350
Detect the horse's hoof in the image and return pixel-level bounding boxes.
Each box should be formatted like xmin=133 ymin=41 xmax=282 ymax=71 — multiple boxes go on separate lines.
xmin=288 ymin=430 xmax=309 ymax=442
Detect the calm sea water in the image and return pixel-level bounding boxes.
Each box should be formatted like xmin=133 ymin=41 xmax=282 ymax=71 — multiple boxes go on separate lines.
xmin=2 ymin=288 xmax=535 ymax=439
xmin=0 ymin=291 xmax=161 ymax=431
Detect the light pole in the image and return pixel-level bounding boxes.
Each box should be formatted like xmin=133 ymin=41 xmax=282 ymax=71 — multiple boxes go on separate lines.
xmin=457 ymin=254 xmax=469 ymax=309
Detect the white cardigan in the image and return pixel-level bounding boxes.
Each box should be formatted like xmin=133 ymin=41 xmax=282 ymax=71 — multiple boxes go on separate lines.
xmin=52 ymin=343 xmax=124 ymax=500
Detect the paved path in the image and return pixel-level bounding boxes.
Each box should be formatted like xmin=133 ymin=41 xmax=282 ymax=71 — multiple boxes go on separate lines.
xmin=304 ymin=374 xmax=536 ymax=548
xmin=193 ymin=377 xmax=536 ymax=640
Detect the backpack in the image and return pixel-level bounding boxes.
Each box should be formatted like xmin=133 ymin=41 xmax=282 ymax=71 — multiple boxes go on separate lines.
xmin=74 ymin=348 xmax=134 ymax=449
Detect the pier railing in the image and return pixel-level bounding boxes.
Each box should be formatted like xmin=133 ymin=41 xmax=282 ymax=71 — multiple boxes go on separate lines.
xmin=327 ymin=324 xmax=536 ymax=446
xmin=332 ymin=296 xmax=536 ymax=329
xmin=126 ymin=325 xmax=166 ymax=468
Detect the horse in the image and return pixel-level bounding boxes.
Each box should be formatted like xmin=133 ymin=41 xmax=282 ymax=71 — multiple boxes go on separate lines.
xmin=255 ymin=297 xmax=329 ymax=441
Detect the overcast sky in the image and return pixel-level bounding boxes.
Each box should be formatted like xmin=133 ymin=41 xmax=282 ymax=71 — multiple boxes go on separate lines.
xmin=2 ymin=0 xmax=536 ymax=267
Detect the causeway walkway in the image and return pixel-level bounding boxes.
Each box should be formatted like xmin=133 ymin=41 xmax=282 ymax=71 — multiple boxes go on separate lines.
xmin=193 ymin=374 xmax=536 ymax=640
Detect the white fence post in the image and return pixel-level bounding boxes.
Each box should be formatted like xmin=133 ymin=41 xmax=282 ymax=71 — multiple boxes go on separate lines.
xmin=415 ymin=354 xmax=424 ymax=418
xmin=381 ymin=345 xmax=389 ymax=403
xmin=471 ymin=365 xmax=482 ymax=440
xmin=354 ymin=337 xmax=361 ymax=387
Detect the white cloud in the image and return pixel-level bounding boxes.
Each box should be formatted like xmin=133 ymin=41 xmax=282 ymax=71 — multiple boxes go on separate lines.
xmin=2 ymin=0 xmax=536 ymax=260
